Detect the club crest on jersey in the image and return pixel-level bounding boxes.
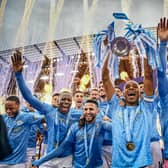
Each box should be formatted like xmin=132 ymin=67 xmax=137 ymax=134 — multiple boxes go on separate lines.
xmin=16 ymin=120 xmax=24 ymax=125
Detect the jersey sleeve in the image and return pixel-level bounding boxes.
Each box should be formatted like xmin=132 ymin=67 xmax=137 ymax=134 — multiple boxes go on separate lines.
xmin=15 ymin=72 xmax=53 ymax=115
xmin=158 ymin=41 xmax=168 ymax=98
xmin=102 ymin=121 xmax=112 ymax=132
xmin=25 ymin=113 xmax=43 ymax=126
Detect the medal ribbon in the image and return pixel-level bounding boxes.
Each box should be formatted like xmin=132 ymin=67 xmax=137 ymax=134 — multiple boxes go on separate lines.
xmin=55 ymin=109 xmax=71 ymax=148
xmin=104 ymin=104 xmax=110 ymax=115
xmin=84 ymin=123 xmax=96 ymax=165
xmin=123 ymin=106 xmax=140 ymax=142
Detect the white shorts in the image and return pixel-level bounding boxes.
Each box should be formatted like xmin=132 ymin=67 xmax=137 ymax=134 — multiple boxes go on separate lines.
xmin=102 ymin=145 xmax=112 ymax=168
xmin=26 ymin=147 xmax=36 ymax=167
xmin=40 ymin=155 xmax=73 ymax=168
xmin=0 ymin=163 xmax=26 ymax=168
xmin=41 ymin=143 xmax=47 ymax=156
xmin=146 ymin=141 xmax=162 ymax=168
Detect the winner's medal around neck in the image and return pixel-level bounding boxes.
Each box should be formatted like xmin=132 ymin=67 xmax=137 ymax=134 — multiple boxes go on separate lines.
xmin=123 ymin=106 xmax=140 ymax=152
xmin=126 ymin=141 xmax=135 ymax=151
xmin=111 ymin=36 xmax=131 ymax=57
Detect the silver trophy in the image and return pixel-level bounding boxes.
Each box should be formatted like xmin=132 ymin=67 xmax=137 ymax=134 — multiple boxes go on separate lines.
xmin=111 ymin=37 xmax=130 ymax=57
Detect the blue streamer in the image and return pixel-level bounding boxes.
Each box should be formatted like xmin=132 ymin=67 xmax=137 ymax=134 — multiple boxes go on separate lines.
xmin=93 ymin=12 xmax=162 ymax=83
xmin=113 ymin=55 xmax=119 ymax=79
xmin=124 ymin=23 xmax=161 ymax=70
xmin=107 ymin=22 xmax=115 ymax=42
xmin=113 ymin=12 xmax=129 ymax=20
xmin=93 ymin=22 xmax=115 ymax=68
xmin=93 ymin=31 xmax=107 ymax=67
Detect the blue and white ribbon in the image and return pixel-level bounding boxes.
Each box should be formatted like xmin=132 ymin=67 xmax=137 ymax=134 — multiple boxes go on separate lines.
xmin=84 ymin=123 xmax=96 ymax=166
xmin=123 ymin=106 xmax=140 ymax=142
xmin=93 ymin=21 xmax=120 ymax=79
xmin=93 ymin=30 xmax=108 ymax=67
xmin=113 ymin=12 xmax=129 ymax=20
xmin=93 ymin=12 xmax=162 ymax=81
xmin=93 ymin=22 xmax=115 ymax=68
xmin=55 ymin=110 xmax=71 ymax=148
xmin=125 ymin=23 xmax=162 ymax=71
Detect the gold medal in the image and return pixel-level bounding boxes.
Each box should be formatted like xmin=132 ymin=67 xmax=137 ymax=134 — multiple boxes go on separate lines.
xmin=126 ymin=142 xmax=135 ymax=151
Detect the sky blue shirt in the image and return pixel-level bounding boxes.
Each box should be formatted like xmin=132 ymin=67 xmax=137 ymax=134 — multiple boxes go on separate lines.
xmin=98 ymin=101 xmax=112 ymax=146
xmin=157 ymin=41 xmax=168 ymax=159
xmin=21 ymin=107 xmax=43 ymax=148
xmin=108 ymin=94 xmax=154 ymax=167
xmin=15 ymin=72 xmax=82 ymax=155
xmin=0 ymin=112 xmax=41 ymax=164
xmin=32 ymin=119 xmax=112 ymax=168
xmin=150 ymin=97 xmax=161 ymax=142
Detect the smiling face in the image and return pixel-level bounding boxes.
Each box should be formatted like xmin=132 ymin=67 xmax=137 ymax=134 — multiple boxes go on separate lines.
xmin=58 ymin=92 xmax=72 ymax=114
xmin=123 ymin=80 xmax=140 ymax=106
xmin=83 ymin=102 xmax=98 ymax=124
xmin=5 ymin=100 xmax=20 ymax=118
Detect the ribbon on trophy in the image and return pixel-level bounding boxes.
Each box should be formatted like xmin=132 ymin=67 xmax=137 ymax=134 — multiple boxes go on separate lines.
xmin=93 ymin=21 xmax=120 ymax=80
xmin=125 ymin=23 xmax=162 ymax=71
xmin=93 ymin=12 xmax=163 ymax=81
xmin=93 ymin=22 xmax=115 ymax=67
xmin=93 ymin=12 xmax=130 ymax=81
xmin=113 ymin=12 xmax=163 ymax=72
xmin=93 ymin=30 xmax=108 ymax=68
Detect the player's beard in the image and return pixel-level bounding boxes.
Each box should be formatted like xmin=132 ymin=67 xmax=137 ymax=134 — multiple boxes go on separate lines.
xmin=84 ymin=113 xmax=96 ymax=124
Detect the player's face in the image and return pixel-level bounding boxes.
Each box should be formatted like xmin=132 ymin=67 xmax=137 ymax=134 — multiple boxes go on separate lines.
xmin=74 ymin=92 xmax=84 ymax=108
xmin=58 ymin=93 xmax=72 ymax=113
xmin=115 ymin=87 xmax=122 ymax=97
xmin=52 ymin=95 xmax=59 ymax=108
xmin=5 ymin=100 xmax=19 ymax=118
xmin=123 ymin=81 xmax=139 ymax=106
xmin=90 ymin=90 xmax=99 ymax=100
xmin=83 ymin=103 xmax=98 ymax=123
xmin=98 ymin=83 xmax=106 ymax=97
xmin=139 ymin=83 xmax=144 ymax=95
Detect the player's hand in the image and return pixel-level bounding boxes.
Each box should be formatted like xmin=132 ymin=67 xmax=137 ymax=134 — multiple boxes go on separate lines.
xmin=11 ymin=50 xmax=24 ymax=72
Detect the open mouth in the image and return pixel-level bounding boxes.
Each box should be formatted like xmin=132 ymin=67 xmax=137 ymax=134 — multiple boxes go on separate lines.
xmin=8 ymin=113 xmax=15 ymax=117
xmin=128 ymin=93 xmax=136 ymax=96
xmin=127 ymin=92 xmax=136 ymax=98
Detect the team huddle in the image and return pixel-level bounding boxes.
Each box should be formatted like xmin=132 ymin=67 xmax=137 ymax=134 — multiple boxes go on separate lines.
xmin=0 ymin=17 xmax=168 ymax=168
